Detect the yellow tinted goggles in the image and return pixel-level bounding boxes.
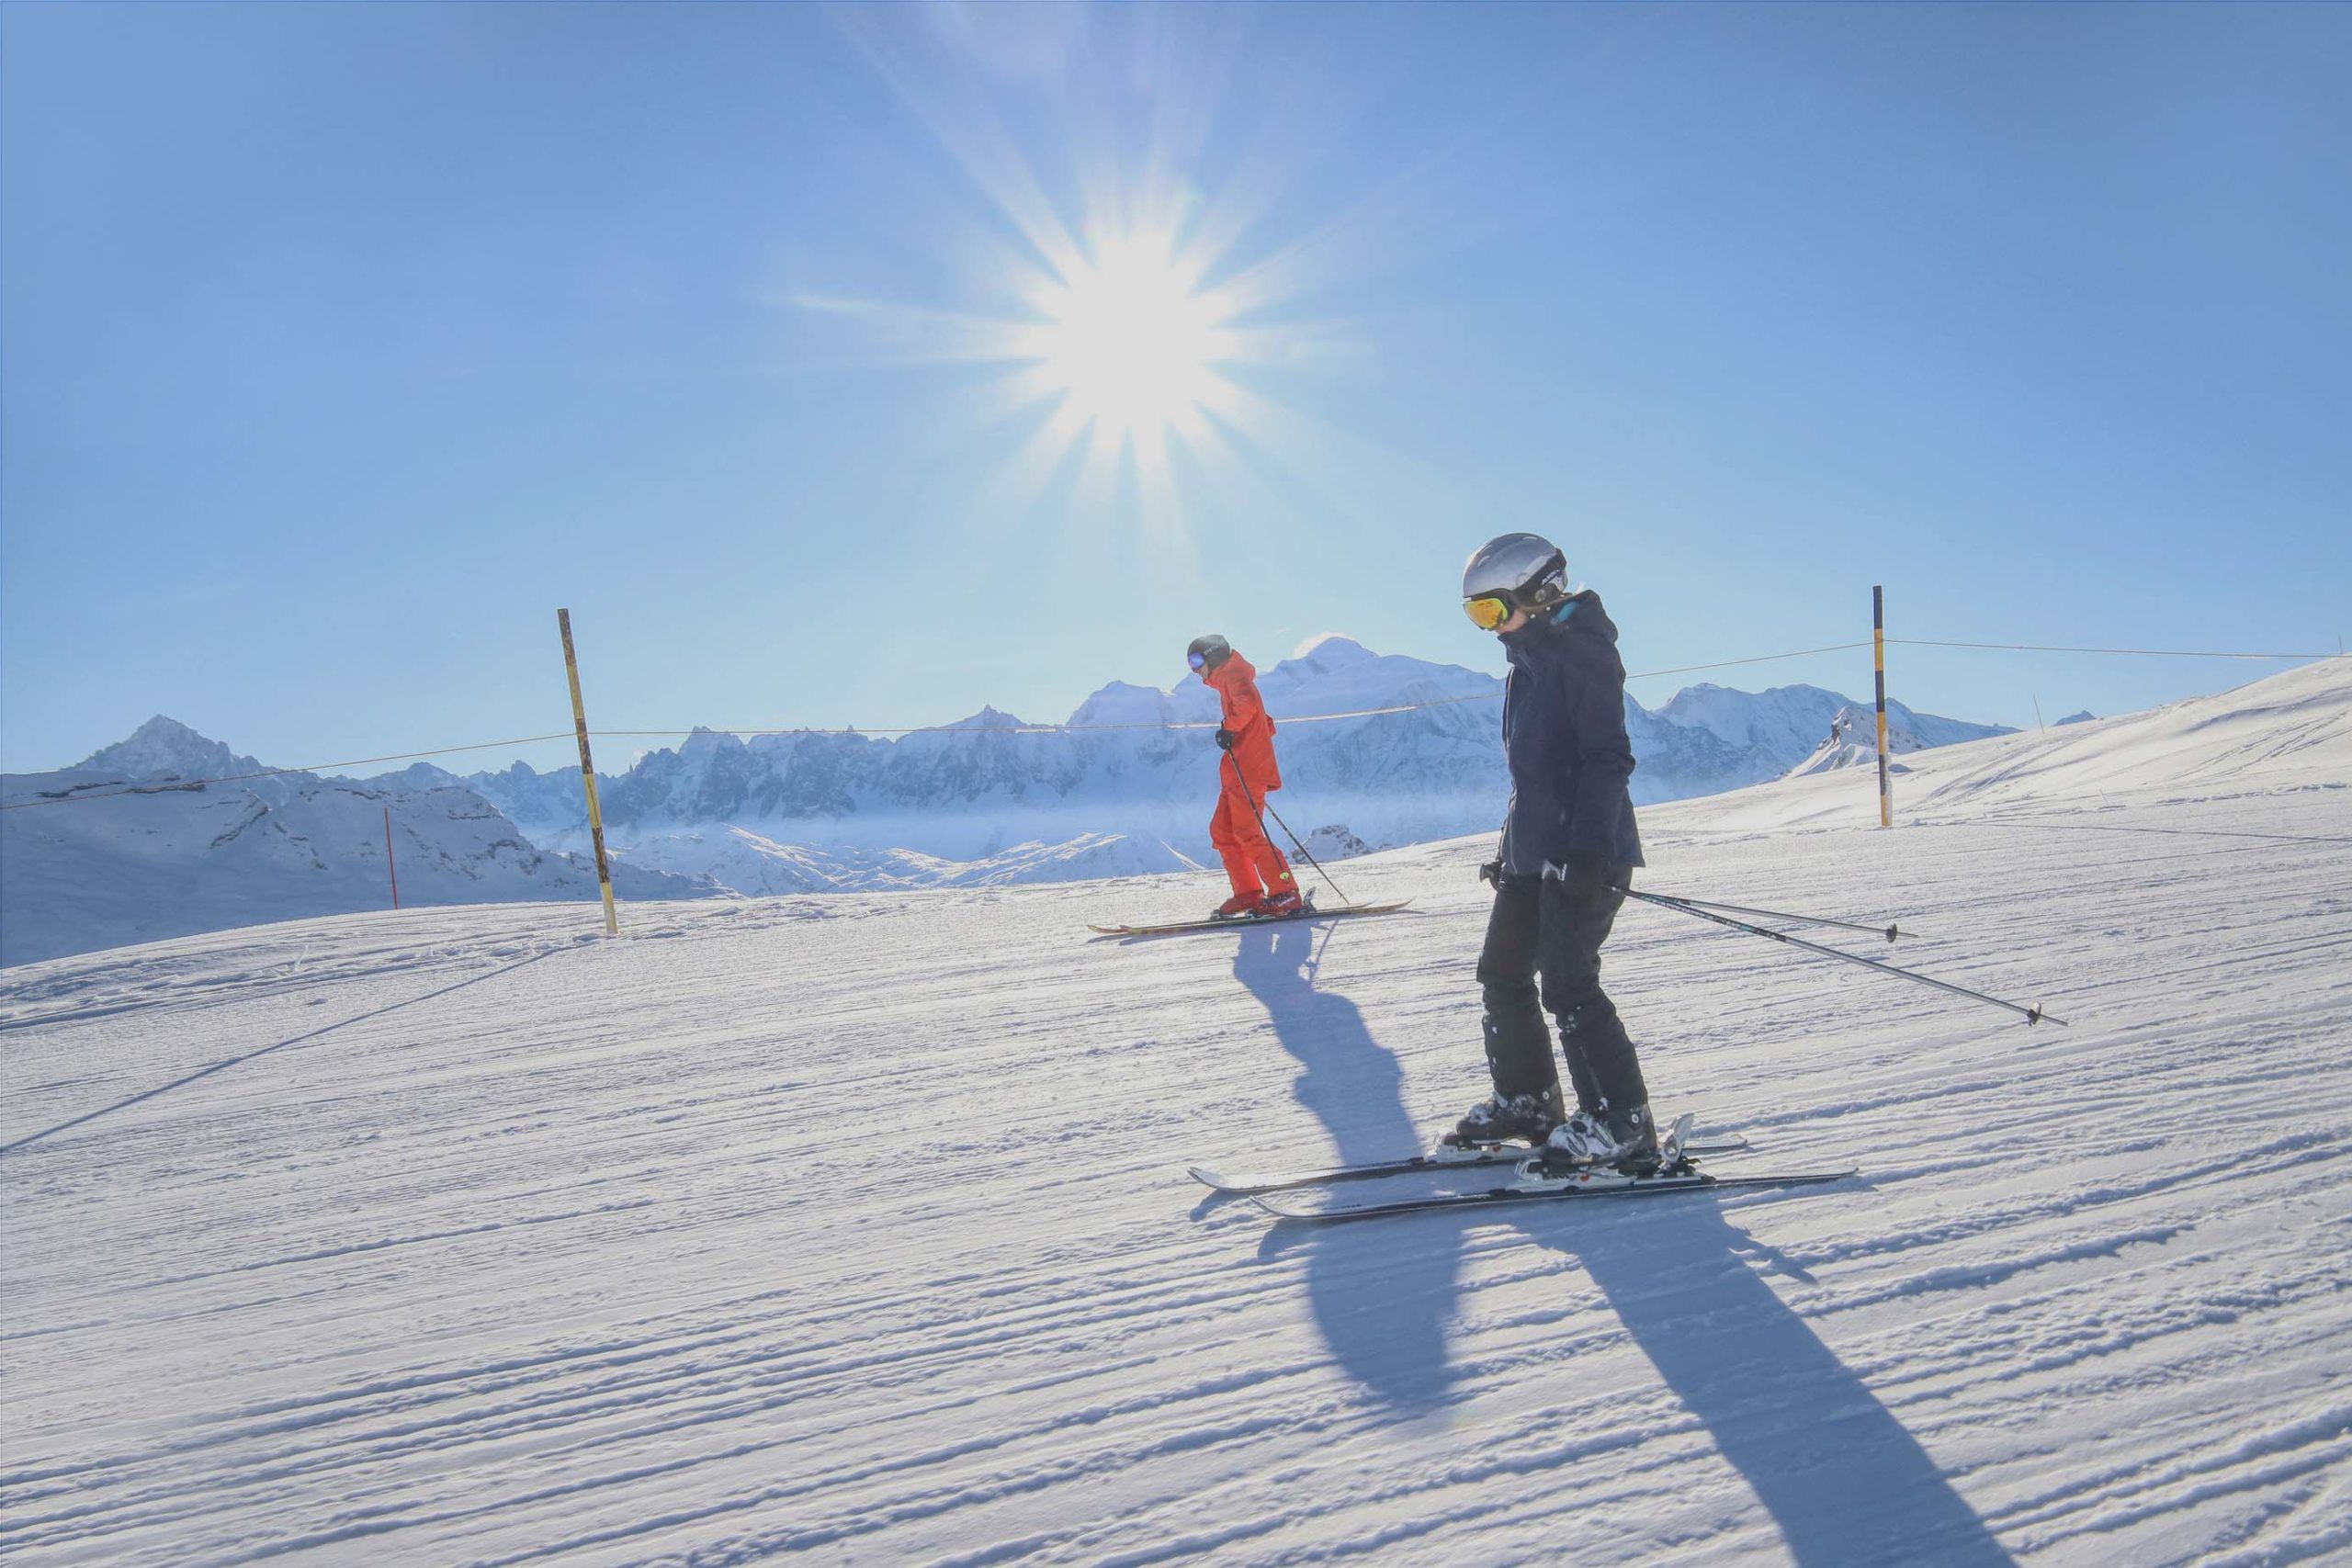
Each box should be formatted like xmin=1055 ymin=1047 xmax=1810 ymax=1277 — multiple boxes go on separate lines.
xmin=1463 ymin=593 xmax=1513 ymax=631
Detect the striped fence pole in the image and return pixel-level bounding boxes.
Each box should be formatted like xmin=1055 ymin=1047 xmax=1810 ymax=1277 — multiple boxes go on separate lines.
xmin=1873 ymin=584 xmax=1893 ymax=829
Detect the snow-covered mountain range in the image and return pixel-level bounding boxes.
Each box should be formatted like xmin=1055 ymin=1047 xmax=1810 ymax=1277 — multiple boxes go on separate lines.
xmin=448 ymin=637 xmax=2007 ymax=886
xmin=1 ymin=721 xmax=720 ymax=967
xmin=2 ymin=641 xmax=2008 ymax=964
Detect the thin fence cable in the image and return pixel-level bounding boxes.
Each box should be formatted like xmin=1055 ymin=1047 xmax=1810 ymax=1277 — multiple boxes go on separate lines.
xmin=1629 ymin=641 xmax=1875 ymax=679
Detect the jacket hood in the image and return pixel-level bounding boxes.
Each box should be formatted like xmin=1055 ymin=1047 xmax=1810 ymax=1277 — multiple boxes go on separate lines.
xmin=1203 ymin=650 xmax=1258 ymax=689
xmin=1502 ymin=589 xmax=1616 ymax=663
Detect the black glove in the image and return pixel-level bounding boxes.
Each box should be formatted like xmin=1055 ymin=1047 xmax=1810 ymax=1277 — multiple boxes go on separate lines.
xmin=1544 ymin=851 xmax=1611 ymax=902
xmin=1477 ymin=860 xmax=1503 ymax=887
xmin=1215 ymin=727 xmax=1236 ymax=750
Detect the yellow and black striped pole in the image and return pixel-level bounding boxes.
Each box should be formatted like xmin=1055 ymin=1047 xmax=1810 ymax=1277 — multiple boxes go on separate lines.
xmin=1872 ymin=584 xmax=1893 ymax=829
xmin=558 ymin=608 xmax=619 ymax=935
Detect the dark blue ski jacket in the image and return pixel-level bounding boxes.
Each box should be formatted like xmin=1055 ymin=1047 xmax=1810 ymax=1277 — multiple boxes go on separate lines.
xmin=1498 ymin=590 xmax=1645 ymax=876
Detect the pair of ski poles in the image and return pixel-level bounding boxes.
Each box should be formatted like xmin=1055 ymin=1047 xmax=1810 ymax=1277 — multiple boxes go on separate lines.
xmin=1624 ymin=887 xmax=2064 ymax=1027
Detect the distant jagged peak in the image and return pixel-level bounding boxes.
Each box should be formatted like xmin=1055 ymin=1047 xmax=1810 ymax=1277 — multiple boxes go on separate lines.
xmin=1270 ymin=634 xmax=1484 ymax=682
xmin=1068 ymin=681 xmax=1217 ymax=728
xmin=1287 ymin=633 xmax=1375 ymax=664
xmin=1062 ymin=637 xmax=1499 ymax=730
xmin=78 ymin=716 xmax=266 ymax=781
xmin=1258 ymin=637 xmax=1498 ymax=717
xmin=357 ymin=761 xmax=468 ymax=791
xmin=677 ymin=726 xmax=747 ymax=757
xmin=1660 ymin=681 xmax=1847 ymax=716
xmin=937 ymin=705 xmax=1029 ymax=732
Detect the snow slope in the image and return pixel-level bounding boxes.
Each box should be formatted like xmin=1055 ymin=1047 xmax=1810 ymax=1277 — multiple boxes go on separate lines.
xmin=1701 ymin=656 xmax=2348 ymax=833
xmin=2 ymin=660 xmax=2346 ymax=1565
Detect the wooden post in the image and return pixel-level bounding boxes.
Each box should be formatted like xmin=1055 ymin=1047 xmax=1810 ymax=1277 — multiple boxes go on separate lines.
xmin=558 ymin=608 xmax=619 ymax=935
xmin=384 ymin=805 xmax=401 ymax=909
xmin=1873 ymin=585 xmax=1893 ymax=829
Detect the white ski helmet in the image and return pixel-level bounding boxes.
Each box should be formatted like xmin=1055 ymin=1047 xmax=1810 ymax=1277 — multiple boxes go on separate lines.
xmin=1461 ymin=533 xmax=1568 ymax=630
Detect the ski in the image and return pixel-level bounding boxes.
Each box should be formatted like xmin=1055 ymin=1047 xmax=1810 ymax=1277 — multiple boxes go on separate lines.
xmin=1253 ymin=1163 xmax=1858 ymax=1223
xmin=1090 ymin=899 xmax=1413 ymax=937
xmin=1190 ymin=1134 xmax=1752 ymax=1195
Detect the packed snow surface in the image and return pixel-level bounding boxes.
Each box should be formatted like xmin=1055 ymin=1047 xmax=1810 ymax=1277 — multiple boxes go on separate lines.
xmin=3 ymin=660 xmax=2347 ymax=1564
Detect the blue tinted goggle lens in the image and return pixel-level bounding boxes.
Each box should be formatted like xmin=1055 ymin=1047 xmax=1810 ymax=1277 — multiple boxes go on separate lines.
xmin=1188 ymin=651 xmax=1207 ymax=671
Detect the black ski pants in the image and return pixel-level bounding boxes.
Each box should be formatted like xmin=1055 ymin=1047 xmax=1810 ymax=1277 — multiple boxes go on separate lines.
xmin=1477 ymin=869 xmax=1650 ymax=1116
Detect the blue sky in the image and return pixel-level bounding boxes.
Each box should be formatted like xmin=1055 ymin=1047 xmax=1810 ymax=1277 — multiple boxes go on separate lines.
xmin=5 ymin=2 xmax=2346 ymax=775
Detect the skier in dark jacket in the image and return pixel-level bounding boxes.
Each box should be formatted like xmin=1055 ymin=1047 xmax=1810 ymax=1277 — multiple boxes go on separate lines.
xmin=1445 ymin=532 xmax=1658 ymax=1168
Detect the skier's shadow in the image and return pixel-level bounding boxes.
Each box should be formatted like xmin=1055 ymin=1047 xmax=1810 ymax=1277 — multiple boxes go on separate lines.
xmin=1521 ymin=1198 xmax=2013 ymax=1566
xmin=1232 ymin=921 xmax=1461 ymax=1414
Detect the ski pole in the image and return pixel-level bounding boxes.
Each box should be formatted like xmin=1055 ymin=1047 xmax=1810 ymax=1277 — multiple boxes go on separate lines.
xmin=1641 ymin=891 xmax=1906 ymax=943
xmin=1625 ymin=886 xmax=2064 ymax=1026
xmin=1226 ymin=749 xmax=1351 ymax=907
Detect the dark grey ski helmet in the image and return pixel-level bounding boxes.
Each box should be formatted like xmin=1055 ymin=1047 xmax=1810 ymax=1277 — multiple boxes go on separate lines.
xmin=1186 ymin=634 xmax=1232 ymax=673
xmin=1461 ymin=533 xmax=1568 ymax=628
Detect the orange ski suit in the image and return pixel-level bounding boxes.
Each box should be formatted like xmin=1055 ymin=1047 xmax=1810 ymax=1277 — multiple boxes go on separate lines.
xmin=1202 ymin=652 xmax=1296 ymax=900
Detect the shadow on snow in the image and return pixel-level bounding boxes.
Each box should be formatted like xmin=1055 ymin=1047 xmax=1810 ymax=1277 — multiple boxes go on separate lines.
xmin=1232 ymin=919 xmax=1463 ymax=1415
xmin=1527 ymin=1198 xmax=2013 ymax=1565
xmin=1226 ymin=920 xmax=2008 ymax=1562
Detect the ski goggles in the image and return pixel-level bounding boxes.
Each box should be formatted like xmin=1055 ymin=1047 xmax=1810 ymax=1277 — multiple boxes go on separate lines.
xmin=1187 ymin=650 xmax=1209 ymax=671
xmin=1462 ymin=592 xmax=1518 ymax=632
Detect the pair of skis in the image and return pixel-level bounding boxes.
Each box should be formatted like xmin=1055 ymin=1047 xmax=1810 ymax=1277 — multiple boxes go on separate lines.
xmin=1193 ymin=1114 xmax=1857 ymax=1222
xmin=1091 ymin=898 xmax=1412 ymax=937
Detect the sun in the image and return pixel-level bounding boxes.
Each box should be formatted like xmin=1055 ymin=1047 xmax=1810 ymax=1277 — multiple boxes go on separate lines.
xmin=1023 ymin=228 xmax=1233 ymax=450
xmin=797 ymin=10 xmax=1397 ymax=541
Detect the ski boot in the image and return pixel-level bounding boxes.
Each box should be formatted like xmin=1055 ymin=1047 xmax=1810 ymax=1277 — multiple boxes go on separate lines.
xmin=1256 ymin=890 xmax=1306 ymax=918
xmin=1540 ymin=1103 xmax=1662 ymax=1174
xmin=1211 ymin=893 xmax=1261 ymax=919
xmin=1437 ymin=1085 xmax=1565 ymax=1154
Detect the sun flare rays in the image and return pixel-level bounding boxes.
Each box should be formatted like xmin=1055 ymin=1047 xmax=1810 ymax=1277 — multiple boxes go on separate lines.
xmin=794 ymin=23 xmax=1363 ymax=540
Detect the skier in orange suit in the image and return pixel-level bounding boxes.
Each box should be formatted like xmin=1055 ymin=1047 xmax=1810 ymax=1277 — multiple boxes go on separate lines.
xmin=1187 ymin=634 xmax=1302 ymax=919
